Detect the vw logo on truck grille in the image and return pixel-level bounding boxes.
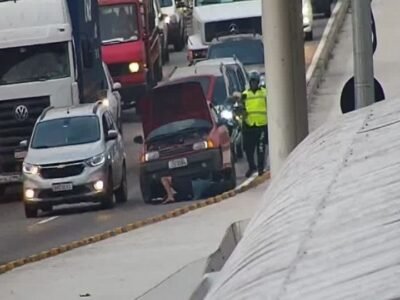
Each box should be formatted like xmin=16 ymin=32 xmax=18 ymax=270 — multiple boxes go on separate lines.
xmin=15 ymin=105 xmax=29 ymax=122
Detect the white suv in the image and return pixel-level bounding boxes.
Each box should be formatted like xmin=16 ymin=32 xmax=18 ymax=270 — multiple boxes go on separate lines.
xmin=21 ymin=103 xmax=127 ymax=218
xmin=303 ymin=0 xmax=314 ymax=41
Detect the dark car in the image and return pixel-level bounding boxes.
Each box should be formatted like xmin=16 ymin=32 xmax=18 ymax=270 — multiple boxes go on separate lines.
xmin=134 ymin=81 xmax=236 ymax=203
xmin=312 ymin=0 xmax=335 ymax=18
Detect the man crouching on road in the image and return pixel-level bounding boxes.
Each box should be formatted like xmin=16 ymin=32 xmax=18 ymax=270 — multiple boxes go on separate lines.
xmin=161 ymin=176 xmax=225 ymax=204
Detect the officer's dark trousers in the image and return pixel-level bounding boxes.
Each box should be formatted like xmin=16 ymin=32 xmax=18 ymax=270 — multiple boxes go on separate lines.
xmin=243 ymin=124 xmax=268 ymax=172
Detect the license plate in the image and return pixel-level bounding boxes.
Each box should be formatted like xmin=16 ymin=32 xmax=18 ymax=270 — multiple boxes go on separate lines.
xmin=0 ymin=174 xmax=22 ymax=184
xmin=14 ymin=150 xmax=27 ymax=160
xmin=168 ymin=158 xmax=188 ymax=169
xmin=52 ymin=183 xmax=73 ymax=192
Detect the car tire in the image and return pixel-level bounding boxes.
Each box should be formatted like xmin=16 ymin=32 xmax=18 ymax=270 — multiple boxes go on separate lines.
xmin=24 ymin=203 xmax=38 ymax=218
xmin=225 ymin=156 xmax=237 ymax=191
xmin=236 ymin=140 xmax=244 ymax=160
xmin=115 ymin=164 xmax=128 ymax=203
xmin=305 ymin=30 xmax=313 ymax=41
xmin=101 ymin=173 xmax=115 ymax=209
xmin=140 ymin=176 xmax=152 ymax=204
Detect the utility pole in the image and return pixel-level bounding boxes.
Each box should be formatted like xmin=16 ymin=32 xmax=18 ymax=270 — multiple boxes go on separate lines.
xmin=352 ymin=0 xmax=375 ymax=108
xmin=263 ymin=0 xmax=309 ymax=176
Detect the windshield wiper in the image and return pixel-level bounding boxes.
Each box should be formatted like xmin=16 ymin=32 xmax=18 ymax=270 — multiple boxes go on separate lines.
xmin=102 ymin=36 xmax=139 ymax=45
xmin=102 ymin=38 xmax=125 ymax=45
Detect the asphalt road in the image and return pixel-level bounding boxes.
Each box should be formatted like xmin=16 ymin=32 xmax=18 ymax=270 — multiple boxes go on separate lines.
xmin=0 ymin=18 xmax=328 ymax=265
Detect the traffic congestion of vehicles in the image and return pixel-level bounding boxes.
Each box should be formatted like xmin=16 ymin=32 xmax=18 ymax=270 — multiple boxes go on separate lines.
xmin=0 ymin=0 xmax=332 ymax=221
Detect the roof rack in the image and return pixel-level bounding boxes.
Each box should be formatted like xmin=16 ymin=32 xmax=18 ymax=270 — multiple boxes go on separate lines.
xmin=39 ymin=106 xmax=54 ymax=121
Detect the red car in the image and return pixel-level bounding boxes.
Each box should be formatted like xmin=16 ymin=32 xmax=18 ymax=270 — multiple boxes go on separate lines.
xmin=134 ymin=81 xmax=236 ymax=203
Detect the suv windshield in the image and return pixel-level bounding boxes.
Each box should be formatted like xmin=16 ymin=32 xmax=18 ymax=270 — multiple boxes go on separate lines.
xmin=208 ymin=40 xmax=264 ymax=65
xmin=0 ymin=42 xmax=70 ymax=86
xmin=195 ymin=0 xmax=251 ymax=6
xmin=99 ymin=4 xmax=139 ymax=44
xmin=160 ymin=0 xmax=173 ymax=7
xmin=31 ymin=116 xmax=100 ymax=149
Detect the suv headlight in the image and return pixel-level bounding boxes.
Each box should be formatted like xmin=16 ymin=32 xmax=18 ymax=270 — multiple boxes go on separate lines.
xmin=221 ymin=109 xmax=233 ymax=120
xmin=129 ymin=62 xmax=140 ymax=73
xmin=87 ymin=154 xmax=106 ymax=167
xmin=144 ymin=151 xmax=160 ymax=162
xmin=23 ymin=163 xmax=39 ymax=175
xmin=193 ymin=140 xmax=214 ymax=151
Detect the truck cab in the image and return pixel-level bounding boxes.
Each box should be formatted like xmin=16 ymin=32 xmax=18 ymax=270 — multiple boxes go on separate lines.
xmin=0 ymin=0 xmax=105 ymax=193
xmin=98 ymin=0 xmax=163 ymax=110
xmin=187 ymin=0 xmax=261 ymax=64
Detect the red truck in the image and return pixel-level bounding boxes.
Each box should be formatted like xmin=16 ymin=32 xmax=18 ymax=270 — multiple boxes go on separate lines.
xmin=98 ymin=0 xmax=163 ymax=109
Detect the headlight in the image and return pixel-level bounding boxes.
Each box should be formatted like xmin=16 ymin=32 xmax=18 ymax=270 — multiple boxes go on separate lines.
xmin=101 ymin=98 xmax=110 ymax=107
xmin=221 ymin=110 xmax=233 ymax=120
xmin=87 ymin=154 xmax=106 ymax=167
xmin=144 ymin=151 xmax=160 ymax=162
xmin=23 ymin=163 xmax=39 ymax=175
xmin=165 ymin=16 xmax=171 ymax=23
xmin=129 ymin=62 xmax=140 ymax=73
xmin=193 ymin=140 xmax=214 ymax=151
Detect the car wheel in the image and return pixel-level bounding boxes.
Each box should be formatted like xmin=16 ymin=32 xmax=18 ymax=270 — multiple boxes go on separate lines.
xmin=115 ymin=164 xmax=128 ymax=203
xmin=305 ymin=30 xmax=313 ymax=41
xmin=24 ymin=203 xmax=38 ymax=218
xmin=225 ymin=155 xmax=237 ymax=191
xmin=101 ymin=173 xmax=115 ymax=209
xmin=235 ymin=140 xmax=244 ymax=160
xmin=140 ymin=176 xmax=152 ymax=204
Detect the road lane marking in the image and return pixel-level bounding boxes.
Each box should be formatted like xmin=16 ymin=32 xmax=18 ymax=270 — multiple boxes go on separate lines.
xmin=36 ymin=216 xmax=59 ymax=225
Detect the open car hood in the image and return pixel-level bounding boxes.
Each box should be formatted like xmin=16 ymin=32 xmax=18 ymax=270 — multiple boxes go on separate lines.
xmin=140 ymin=81 xmax=213 ymax=138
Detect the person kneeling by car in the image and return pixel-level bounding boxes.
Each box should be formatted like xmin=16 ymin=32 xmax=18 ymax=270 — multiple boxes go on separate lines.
xmin=161 ymin=176 xmax=227 ymax=204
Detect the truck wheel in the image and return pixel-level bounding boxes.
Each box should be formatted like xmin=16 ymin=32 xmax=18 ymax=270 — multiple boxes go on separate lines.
xmin=101 ymin=174 xmax=115 ymax=209
xmin=163 ymin=47 xmax=170 ymax=63
xmin=174 ymin=27 xmax=185 ymax=52
xmin=155 ymin=58 xmax=163 ymax=82
xmin=115 ymin=164 xmax=128 ymax=203
xmin=24 ymin=203 xmax=38 ymax=218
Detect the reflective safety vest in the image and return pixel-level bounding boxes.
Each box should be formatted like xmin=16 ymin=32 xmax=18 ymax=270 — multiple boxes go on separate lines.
xmin=243 ymin=88 xmax=267 ymax=126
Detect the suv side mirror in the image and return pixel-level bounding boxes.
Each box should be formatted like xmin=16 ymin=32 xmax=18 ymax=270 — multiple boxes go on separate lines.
xmin=113 ymin=82 xmax=122 ymax=91
xmin=106 ymin=130 xmax=118 ymax=141
xmin=134 ymin=135 xmax=144 ymax=144
xmin=19 ymin=140 xmax=28 ymax=149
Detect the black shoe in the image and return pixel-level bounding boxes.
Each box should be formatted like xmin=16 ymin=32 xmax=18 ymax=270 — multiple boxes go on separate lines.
xmin=245 ymin=169 xmax=255 ymax=178
xmin=258 ymin=169 xmax=265 ymax=177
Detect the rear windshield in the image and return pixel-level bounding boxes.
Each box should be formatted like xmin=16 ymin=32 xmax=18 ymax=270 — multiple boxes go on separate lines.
xmin=31 ymin=116 xmax=100 ymax=149
xmin=208 ymin=40 xmax=264 ymax=65
xmin=212 ymin=76 xmax=228 ymax=105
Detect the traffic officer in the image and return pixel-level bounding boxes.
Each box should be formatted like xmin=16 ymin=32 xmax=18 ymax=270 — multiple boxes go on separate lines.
xmin=241 ymin=71 xmax=268 ymax=178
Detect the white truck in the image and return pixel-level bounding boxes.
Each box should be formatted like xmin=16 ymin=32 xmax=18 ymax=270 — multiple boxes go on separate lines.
xmin=0 ymin=0 xmax=109 ymax=196
xmin=186 ymin=0 xmax=261 ymax=64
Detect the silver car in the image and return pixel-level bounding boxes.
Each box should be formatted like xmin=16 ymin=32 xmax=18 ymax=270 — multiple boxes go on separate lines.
xmin=21 ymin=102 xmax=127 ymax=218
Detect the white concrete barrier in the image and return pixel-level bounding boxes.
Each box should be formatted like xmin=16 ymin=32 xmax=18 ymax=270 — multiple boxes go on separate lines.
xmin=203 ymin=97 xmax=400 ymax=299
